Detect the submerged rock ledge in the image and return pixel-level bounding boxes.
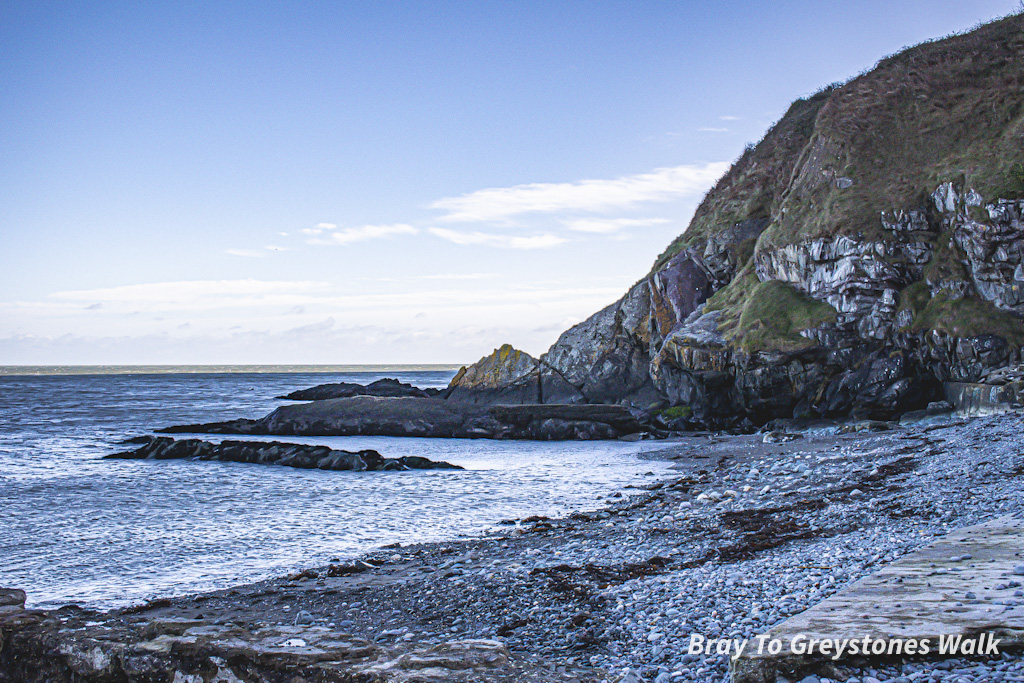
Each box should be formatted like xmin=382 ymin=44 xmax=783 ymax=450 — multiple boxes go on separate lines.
xmin=106 ymin=435 xmax=463 ymax=471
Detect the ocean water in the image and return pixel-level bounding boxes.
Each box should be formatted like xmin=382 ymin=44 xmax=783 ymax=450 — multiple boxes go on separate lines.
xmin=0 ymin=368 xmax=673 ymax=609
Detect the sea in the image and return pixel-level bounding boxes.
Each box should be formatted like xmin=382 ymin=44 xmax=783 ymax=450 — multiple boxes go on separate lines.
xmin=0 ymin=366 xmax=674 ymax=610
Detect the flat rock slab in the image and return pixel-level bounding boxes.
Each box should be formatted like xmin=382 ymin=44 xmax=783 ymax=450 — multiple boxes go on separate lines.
xmin=945 ymin=380 xmax=1024 ymax=416
xmin=1 ymin=615 xmax=512 ymax=682
xmin=159 ymin=396 xmax=650 ymax=440
xmin=731 ymin=514 xmax=1024 ymax=683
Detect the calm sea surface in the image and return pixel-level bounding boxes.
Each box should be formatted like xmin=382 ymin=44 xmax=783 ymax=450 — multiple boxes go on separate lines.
xmin=0 ymin=368 xmax=672 ymax=609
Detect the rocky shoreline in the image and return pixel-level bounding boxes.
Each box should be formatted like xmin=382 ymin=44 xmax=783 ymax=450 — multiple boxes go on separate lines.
xmin=4 ymin=411 xmax=1024 ymax=682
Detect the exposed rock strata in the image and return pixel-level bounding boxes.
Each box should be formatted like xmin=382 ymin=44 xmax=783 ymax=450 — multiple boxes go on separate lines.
xmin=105 ymin=436 xmax=462 ymax=471
xmin=942 ymin=362 xmax=1024 ymax=416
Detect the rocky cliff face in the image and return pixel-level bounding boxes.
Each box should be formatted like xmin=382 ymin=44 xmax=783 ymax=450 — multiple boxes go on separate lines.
xmin=450 ymin=14 xmax=1024 ymax=428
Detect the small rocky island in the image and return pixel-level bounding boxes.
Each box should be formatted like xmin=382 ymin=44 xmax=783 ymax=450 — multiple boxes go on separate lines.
xmin=277 ymin=377 xmax=444 ymax=401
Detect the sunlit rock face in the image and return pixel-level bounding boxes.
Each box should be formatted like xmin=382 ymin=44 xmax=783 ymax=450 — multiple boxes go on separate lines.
xmin=445 ymin=343 xmax=584 ymax=406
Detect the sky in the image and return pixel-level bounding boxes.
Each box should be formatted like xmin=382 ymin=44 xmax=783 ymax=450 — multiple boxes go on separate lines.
xmin=1 ymin=1 xmax=1019 ymax=366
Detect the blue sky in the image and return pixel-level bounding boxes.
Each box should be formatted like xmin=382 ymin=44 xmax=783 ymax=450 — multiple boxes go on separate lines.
xmin=1 ymin=1 xmax=1018 ymax=365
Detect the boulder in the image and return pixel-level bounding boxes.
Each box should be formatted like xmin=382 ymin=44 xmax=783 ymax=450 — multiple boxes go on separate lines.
xmin=0 ymin=588 xmax=26 ymax=618
xmin=0 ymin=590 xmax=25 ymax=609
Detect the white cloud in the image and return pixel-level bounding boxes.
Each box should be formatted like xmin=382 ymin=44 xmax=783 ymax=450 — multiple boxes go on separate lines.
xmin=301 ymin=222 xmax=339 ymax=236
xmin=51 ymin=279 xmax=329 ymax=305
xmin=698 ymin=127 xmax=729 ymax=133
xmin=308 ymin=223 xmax=418 ymax=246
xmin=418 ymin=273 xmax=493 ymax=280
xmin=719 ymin=115 xmax=740 ymax=121
xmin=429 ymin=228 xmax=566 ymax=249
xmin=227 ymin=244 xmax=289 ymax=256
xmin=429 ymin=162 xmax=729 ymax=222
xmin=2 ymin=277 xmax=634 ymax=363
xmin=26 ymin=279 xmax=621 ymax=316
xmin=562 ymin=217 xmax=670 ymax=234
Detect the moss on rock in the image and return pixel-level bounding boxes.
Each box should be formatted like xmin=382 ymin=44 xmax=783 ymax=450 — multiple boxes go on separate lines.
xmin=900 ymin=287 xmax=1024 ymax=344
xmin=659 ymin=405 xmax=692 ymax=420
xmin=707 ymin=276 xmax=838 ymax=353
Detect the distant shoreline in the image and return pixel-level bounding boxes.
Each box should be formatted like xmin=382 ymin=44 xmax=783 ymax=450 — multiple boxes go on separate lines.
xmin=0 ymin=364 xmax=464 ymax=377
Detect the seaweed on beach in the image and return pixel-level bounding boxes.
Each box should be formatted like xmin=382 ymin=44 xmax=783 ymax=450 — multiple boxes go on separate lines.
xmin=716 ymin=499 xmax=831 ymax=561
xmin=530 ymin=556 xmax=673 ymax=598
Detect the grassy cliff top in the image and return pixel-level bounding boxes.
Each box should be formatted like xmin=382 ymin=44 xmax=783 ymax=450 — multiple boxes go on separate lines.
xmin=655 ymin=11 xmax=1024 ymax=266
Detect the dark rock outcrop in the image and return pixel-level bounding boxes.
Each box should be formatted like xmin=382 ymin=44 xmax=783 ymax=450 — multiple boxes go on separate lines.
xmin=106 ymin=436 xmax=462 ymax=471
xmin=159 ymin=397 xmax=650 ymax=441
xmin=0 ymin=589 xmax=25 ymax=617
xmin=278 ymin=377 xmax=442 ymax=401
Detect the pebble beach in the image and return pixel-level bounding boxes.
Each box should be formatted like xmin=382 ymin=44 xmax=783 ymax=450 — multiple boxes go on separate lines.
xmin=15 ymin=411 xmax=1023 ymax=682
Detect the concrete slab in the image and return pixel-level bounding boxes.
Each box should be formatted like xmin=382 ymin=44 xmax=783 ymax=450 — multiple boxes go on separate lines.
xmin=730 ymin=515 xmax=1024 ymax=683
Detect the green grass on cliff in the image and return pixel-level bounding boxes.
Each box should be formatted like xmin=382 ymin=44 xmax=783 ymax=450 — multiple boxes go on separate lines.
xmin=651 ymin=91 xmax=831 ymax=272
xmin=758 ymin=12 xmax=1024 ymax=248
xmin=898 ymin=283 xmax=1024 ymax=343
xmin=706 ymin=275 xmax=838 ymax=353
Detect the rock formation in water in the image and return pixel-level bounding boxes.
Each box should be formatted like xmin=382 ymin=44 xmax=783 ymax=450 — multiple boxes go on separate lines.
xmin=443 ymin=344 xmax=585 ymax=405
xmin=278 ymin=377 xmax=443 ymax=401
xmin=453 ymin=14 xmax=1024 ymax=429
xmin=106 ymin=436 xmax=463 ymax=471
xmin=158 ymin=398 xmax=651 ymax=440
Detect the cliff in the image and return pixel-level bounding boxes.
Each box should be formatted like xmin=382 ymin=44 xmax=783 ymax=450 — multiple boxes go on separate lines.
xmin=455 ymin=13 xmax=1024 ymax=429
